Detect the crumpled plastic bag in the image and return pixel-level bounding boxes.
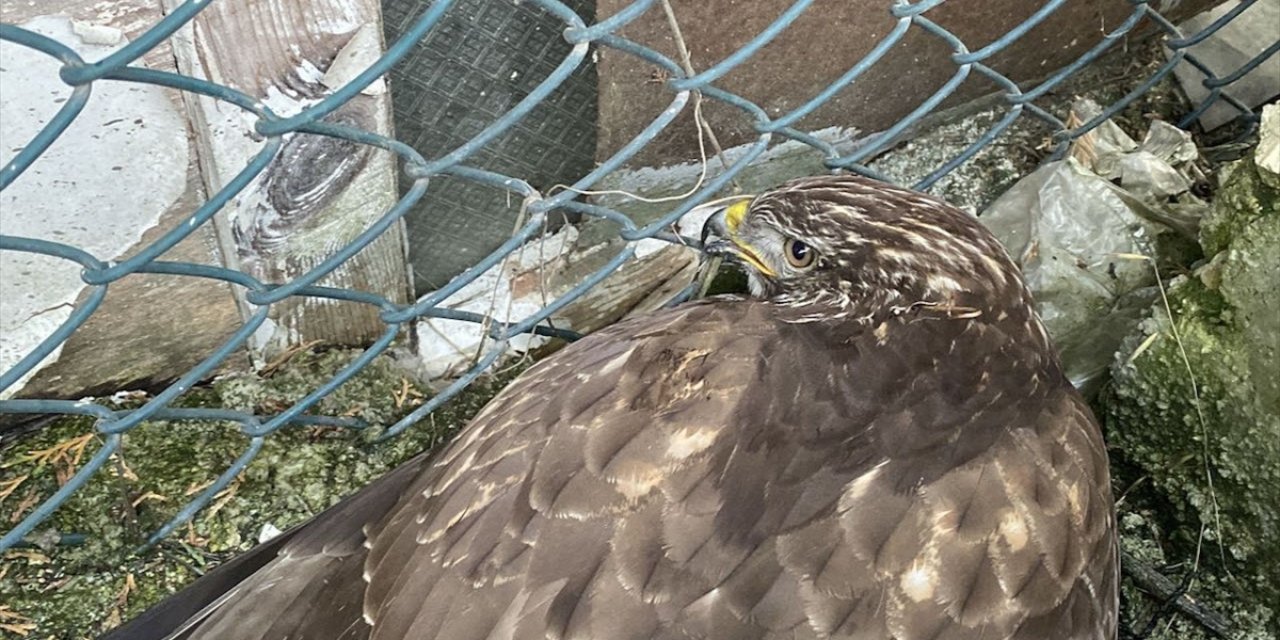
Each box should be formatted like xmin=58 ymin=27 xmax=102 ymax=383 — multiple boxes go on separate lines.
xmin=980 ymin=99 xmax=1208 ymax=394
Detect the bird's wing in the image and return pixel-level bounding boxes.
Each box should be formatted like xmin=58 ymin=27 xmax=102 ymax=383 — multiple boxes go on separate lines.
xmin=352 ymin=301 xmax=1115 ymax=640
xmin=164 ymin=298 xmax=1113 ymax=640
xmin=359 ymin=299 xmax=782 ymax=640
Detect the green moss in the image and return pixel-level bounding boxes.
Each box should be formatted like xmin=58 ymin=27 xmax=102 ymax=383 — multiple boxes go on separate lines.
xmin=1200 ymin=155 xmax=1280 ymax=256
xmin=1105 ymin=149 xmax=1280 ymax=633
xmin=1 ymin=347 xmax=526 ymax=639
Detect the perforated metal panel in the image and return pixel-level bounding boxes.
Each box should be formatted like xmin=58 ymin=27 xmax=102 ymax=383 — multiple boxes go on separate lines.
xmin=383 ymin=0 xmax=597 ymax=293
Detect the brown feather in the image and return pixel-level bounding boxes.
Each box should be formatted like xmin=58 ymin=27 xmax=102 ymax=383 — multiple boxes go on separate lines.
xmin=159 ymin=175 xmax=1116 ymax=640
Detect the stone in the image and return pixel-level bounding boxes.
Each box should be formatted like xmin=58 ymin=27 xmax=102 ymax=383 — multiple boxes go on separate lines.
xmin=1105 ymin=104 xmax=1280 ymax=632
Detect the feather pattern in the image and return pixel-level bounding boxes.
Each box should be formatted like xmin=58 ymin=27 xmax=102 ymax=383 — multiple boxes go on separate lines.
xmin=130 ymin=175 xmax=1116 ymax=640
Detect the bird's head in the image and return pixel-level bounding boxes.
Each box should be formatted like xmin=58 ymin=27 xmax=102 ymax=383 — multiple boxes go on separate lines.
xmin=701 ymin=175 xmax=1034 ymax=324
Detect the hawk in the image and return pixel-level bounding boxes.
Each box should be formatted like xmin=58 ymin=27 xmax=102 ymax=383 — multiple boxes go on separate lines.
xmin=114 ymin=175 xmax=1118 ymax=640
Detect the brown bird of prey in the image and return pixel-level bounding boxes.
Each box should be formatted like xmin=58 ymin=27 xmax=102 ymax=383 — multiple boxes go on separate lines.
xmin=113 ymin=175 xmax=1117 ymax=640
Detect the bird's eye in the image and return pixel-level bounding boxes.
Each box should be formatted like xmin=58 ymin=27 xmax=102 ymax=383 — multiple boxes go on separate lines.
xmin=784 ymin=238 xmax=816 ymax=269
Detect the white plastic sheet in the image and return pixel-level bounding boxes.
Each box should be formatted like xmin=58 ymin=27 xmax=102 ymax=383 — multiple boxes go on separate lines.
xmin=980 ymin=100 xmax=1208 ymax=392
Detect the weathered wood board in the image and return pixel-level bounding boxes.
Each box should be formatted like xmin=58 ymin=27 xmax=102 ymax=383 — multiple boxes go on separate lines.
xmin=1 ymin=0 xmax=409 ymax=403
xmin=164 ymin=0 xmax=411 ymax=358
xmin=408 ymin=224 xmax=699 ymax=381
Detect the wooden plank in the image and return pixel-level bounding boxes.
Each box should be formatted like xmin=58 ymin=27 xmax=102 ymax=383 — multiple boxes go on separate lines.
xmin=164 ymin=0 xmax=410 ymax=359
xmin=406 ymin=222 xmax=699 ymax=380
xmin=552 ymin=241 xmax=699 ymax=335
xmin=1 ymin=0 xmax=246 ymax=401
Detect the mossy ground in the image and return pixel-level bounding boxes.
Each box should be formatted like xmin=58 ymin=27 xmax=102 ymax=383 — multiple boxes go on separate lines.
xmin=1116 ymin=506 xmax=1275 ymax=640
xmin=0 ymin=347 xmax=531 ymax=639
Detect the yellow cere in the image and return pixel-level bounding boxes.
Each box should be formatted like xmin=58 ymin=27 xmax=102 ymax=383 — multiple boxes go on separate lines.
xmin=716 ymin=198 xmax=775 ymax=277
xmin=724 ymin=199 xmax=750 ymax=234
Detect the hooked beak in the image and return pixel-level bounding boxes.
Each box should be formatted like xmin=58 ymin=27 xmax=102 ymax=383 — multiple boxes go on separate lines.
xmin=700 ymin=207 xmax=733 ymax=254
xmin=700 ymin=200 xmax=776 ymax=278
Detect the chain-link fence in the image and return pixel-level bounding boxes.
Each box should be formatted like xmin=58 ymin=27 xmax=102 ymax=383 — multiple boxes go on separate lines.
xmin=1 ymin=0 xmax=1274 ymax=553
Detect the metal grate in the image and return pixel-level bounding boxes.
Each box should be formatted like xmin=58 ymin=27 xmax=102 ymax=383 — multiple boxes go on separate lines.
xmin=382 ymin=0 xmax=598 ymax=293
xmin=1 ymin=0 xmax=1274 ymax=552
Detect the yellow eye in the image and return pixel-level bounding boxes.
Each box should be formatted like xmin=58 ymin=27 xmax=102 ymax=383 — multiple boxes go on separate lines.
xmin=784 ymin=238 xmax=816 ymax=269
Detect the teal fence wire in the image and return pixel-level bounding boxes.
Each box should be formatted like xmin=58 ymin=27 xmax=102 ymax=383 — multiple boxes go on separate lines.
xmin=1 ymin=0 xmax=1275 ymax=552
